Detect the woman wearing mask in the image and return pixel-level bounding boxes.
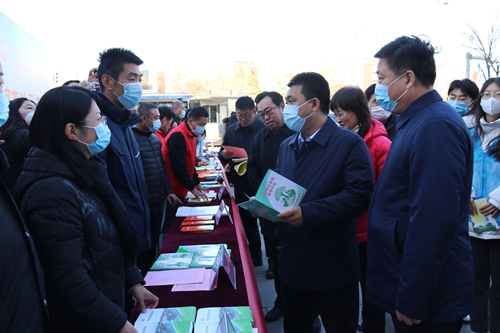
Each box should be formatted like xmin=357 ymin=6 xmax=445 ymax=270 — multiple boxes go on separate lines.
xmin=331 ymin=86 xmax=391 ymax=333
xmin=0 ymin=98 xmax=36 ymax=192
xmin=364 ymin=84 xmax=399 ymax=141
xmin=468 ymin=78 xmax=500 ymax=333
xmin=14 ymin=86 xmax=158 ymax=333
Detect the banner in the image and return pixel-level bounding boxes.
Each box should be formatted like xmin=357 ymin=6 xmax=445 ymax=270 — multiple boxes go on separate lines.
xmin=0 ymin=12 xmax=50 ymax=103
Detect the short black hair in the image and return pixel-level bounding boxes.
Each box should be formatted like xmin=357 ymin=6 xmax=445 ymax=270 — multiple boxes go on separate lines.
xmin=330 ymin=86 xmax=372 ymax=138
xmin=137 ymin=102 xmax=158 ymax=117
xmin=235 ymin=96 xmax=255 ymax=111
xmin=222 ymin=117 xmax=230 ymax=124
xmin=187 ymin=106 xmax=209 ymax=121
xmin=365 ymin=84 xmax=376 ymax=102
xmin=97 ymin=48 xmax=143 ymax=92
xmin=447 ymin=79 xmax=479 ymax=100
xmin=62 ymin=80 xmax=80 ymax=86
xmin=255 ymin=91 xmax=284 ymax=109
xmin=158 ymin=106 xmax=175 ymax=120
xmin=375 ymin=35 xmax=436 ymax=88
xmin=287 ymin=72 xmax=330 ymax=115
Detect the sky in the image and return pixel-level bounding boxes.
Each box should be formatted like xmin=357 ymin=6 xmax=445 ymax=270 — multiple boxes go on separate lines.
xmin=0 ymin=0 xmax=497 ymax=81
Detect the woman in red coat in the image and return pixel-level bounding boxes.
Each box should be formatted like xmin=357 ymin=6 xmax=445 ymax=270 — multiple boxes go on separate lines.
xmin=330 ymin=86 xmax=391 ymax=333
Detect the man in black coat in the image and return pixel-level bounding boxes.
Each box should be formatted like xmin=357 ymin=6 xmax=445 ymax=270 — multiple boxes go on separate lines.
xmin=247 ymin=91 xmax=295 ymax=322
xmin=219 ymin=96 xmax=265 ymax=266
xmin=133 ymin=102 xmax=180 ymax=272
xmin=0 ymin=66 xmax=49 ymax=332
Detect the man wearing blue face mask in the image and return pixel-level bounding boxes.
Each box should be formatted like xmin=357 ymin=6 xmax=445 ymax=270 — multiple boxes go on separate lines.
xmin=96 ymin=48 xmax=152 ymax=278
xmin=172 ymin=100 xmax=186 ymax=121
xmin=367 ymin=36 xmax=474 ymax=333
xmin=274 ymin=72 xmax=374 ymax=333
xmin=133 ymin=102 xmax=181 ymax=271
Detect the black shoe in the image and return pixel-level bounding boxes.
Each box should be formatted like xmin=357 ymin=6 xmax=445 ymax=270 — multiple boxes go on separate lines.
xmin=312 ymin=316 xmax=321 ymax=332
xmin=358 ymin=319 xmax=364 ymax=331
xmin=265 ymin=307 xmax=284 ymax=322
xmin=266 ymin=261 xmax=275 ymax=279
xmin=252 ymin=258 xmax=263 ymax=267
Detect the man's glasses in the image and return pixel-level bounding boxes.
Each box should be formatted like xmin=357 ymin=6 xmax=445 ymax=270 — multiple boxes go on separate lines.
xmin=236 ymin=113 xmax=253 ymax=119
xmin=257 ymin=106 xmax=277 ymax=119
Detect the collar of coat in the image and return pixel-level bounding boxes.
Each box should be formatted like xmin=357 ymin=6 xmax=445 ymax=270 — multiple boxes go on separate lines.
xmin=396 ymin=90 xmax=443 ymax=132
xmin=287 ymin=117 xmax=338 ymax=149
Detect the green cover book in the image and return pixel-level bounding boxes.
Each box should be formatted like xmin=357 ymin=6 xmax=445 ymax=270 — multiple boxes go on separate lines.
xmin=134 ymin=307 xmax=196 ymax=333
xmin=238 ymin=169 xmax=306 ymax=222
xmin=177 ymin=244 xmax=228 ymax=257
xmin=195 ymin=307 xmax=253 ymax=324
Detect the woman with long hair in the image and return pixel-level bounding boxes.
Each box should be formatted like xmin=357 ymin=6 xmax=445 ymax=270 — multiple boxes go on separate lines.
xmin=0 ymin=97 xmax=36 ymax=192
xmin=468 ymin=77 xmax=500 ymax=333
xmin=14 ymin=86 xmax=158 ymax=333
xmin=330 ymin=86 xmax=391 ymax=333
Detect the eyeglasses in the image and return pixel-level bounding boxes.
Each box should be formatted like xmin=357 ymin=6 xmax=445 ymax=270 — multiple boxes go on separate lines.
xmin=236 ymin=113 xmax=253 ymax=119
xmin=257 ymin=106 xmax=277 ymax=119
xmin=334 ymin=111 xmax=347 ymax=120
xmin=481 ymin=91 xmax=500 ymax=100
xmin=80 ymin=115 xmax=107 ymax=125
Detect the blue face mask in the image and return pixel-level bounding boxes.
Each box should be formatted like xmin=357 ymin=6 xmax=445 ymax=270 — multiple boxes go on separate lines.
xmin=145 ymin=116 xmax=161 ymax=132
xmin=111 ymin=78 xmax=142 ymax=110
xmin=190 ymin=121 xmax=205 ymax=136
xmin=180 ymin=110 xmax=186 ymax=119
xmin=374 ymin=72 xmax=408 ymax=112
xmin=283 ymin=99 xmax=313 ymax=132
xmin=0 ymin=90 xmax=10 ymax=127
xmin=78 ymin=122 xmax=111 ymax=156
xmin=447 ymin=100 xmax=468 ymax=116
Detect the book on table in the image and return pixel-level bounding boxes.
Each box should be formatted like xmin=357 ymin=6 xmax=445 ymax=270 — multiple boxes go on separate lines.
xmin=237 ymin=169 xmax=306 ymax=222
xmin=134 ymin=307 xmax=196 ymax=333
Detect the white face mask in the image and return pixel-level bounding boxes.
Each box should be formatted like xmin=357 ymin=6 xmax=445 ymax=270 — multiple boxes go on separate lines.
xmin=481 ymin=98 xmax=500 ymax=116
xmin=370 ymin=106 xmax=392 ymax=121
xmin=25 ymin=111 xmax=35 ymax=126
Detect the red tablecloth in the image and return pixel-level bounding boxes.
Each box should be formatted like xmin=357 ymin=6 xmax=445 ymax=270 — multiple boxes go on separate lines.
xmin=130 ymin=171 xmax=267 ymax=333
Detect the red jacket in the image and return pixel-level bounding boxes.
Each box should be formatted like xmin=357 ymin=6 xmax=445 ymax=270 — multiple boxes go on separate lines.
xmin=357 ymin=119 xmax=392 ymax=243
xmin=155 ymin=129 xmax=167 ymax=144
xmin=162 ymin=122 xmax=197 ymax=197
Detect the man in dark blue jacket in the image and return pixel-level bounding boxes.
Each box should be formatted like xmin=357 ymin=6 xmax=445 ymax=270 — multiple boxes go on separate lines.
xmin=275 ymin=72 xmax=374 ymax=333
xmin=96 ymin=48 xmax=151 ymax=276
xmin=367 ymin=36 xmax=474 ymax=333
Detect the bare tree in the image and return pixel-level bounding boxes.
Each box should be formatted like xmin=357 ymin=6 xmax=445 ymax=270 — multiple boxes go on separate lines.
xmin=465 ymin=13 xmax=500 ymax=79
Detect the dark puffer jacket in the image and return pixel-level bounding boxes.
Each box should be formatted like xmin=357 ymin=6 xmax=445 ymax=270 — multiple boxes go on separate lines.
xmin=14 ymin=148 xmax=144 ymax=333
xmin=0 ymin=126 xmax=31 ymax=192
xmin=132 ymin=127 xmax=174 ymax=206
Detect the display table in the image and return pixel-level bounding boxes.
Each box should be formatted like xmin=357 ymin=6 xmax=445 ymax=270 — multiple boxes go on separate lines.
xmin=130 ymin=171 xmax=267 ymax=333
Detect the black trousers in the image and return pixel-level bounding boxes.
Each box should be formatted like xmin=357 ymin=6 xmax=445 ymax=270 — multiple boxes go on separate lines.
xmin=281 ymin=282 xmax=359 ymax=333
xmin=359 ymin=242 xmax=386 ymax=333
xmin=136 ymin=202 xmax=166 ymax=277
xmin=470 ymin=237 xmax=500 ymax=333
xmin=235 ymin=195 xmax=262 ymax=260
xmin=264 ymin=235 xmax=283 ymax=308
xmin=391 ymin=316 xmax=462 ymax=333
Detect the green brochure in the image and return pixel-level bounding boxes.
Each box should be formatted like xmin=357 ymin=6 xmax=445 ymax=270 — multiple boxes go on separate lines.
xmin=134 ymin=307 xmax=196 ymax=333
xmin=238 ymin=169 xmax=306 ymax=222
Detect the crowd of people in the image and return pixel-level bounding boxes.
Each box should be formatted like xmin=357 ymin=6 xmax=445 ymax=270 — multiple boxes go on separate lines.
xmin=0 ymin=35 xmax=498 ymax=333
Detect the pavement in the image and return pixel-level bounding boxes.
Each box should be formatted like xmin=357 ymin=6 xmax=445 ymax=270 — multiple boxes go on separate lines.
xmin=253 ymin=230 xmax=472 ymax=333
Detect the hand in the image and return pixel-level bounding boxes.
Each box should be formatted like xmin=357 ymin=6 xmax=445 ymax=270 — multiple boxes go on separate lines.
xmin=0 ymin=140 xmax=4 ymax=146
xmin=224 ymin=164 xmax=231 ymax=173
xmin=470 ymin=198 xmax=478 ymax=216
xmin=79 ymin=80 xmax=95 ymax=90
xmin=119 ymin=321 xmax=138 ymax=333
xmin=396 ymin=310 xmax=421 ymax=326
xmin=87 ymin=67 xmax=98 ymax=83
xmin=167 ymin=194 xmax=182 ymax=205
xmin=198 ymin=160 xmax=208 ymax=166
xmin=221 ymin=150 xmax=234 ymax=159
xmin=479 ymin=202 xmax=500 ymax=217
xmin=277 ymin=206 xmax=304 ymax=227
xmin=129 ymin=285 xmax=159 ymax=314
xmin=192 ymin=187 xmax=208 ymax=201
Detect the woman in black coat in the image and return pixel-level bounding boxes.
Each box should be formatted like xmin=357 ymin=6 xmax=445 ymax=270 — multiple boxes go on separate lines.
xmin=14 ymin=86 xmax=158 ymax=333
xmin=0 ymin=97 xmax=35 ymax=192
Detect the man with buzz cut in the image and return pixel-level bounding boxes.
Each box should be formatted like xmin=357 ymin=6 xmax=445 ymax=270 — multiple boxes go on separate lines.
xmin=274 ymin=72 xmax=374 ymax=333
xmin=96 ymin=48 xmax=152 ymax=276
xmin=367 ymin=36 xmax=474 ymax=333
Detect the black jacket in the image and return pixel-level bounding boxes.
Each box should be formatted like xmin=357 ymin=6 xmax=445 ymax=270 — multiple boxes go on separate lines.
xmin=14 ymin=148 xmax=144 ymax=333
xmin=247 ymin=124 xmax=295 ymax=238
xmin=96 ymin=93 xmax=151 ymax=252
xmin=219 ymin=119 xmax=265 ymax=200
xmin=0 ymin=126 xmax=31 ymax=192
xmin=385 ymin=113 xmax=400 ymax=141
xmin=0 ymin=151 xmax=49 ymax=333
xmin=132 ymin=128 xmax=174 ymax=206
